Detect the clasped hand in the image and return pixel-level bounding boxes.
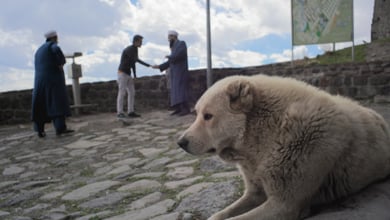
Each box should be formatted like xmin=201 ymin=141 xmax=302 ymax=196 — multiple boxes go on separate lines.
xmin=150 ymin=54 xmax=169 ymax=69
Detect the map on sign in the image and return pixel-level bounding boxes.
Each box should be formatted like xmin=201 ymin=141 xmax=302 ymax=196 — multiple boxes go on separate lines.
xmin=292 ymin=0 xmax=353 ymax=45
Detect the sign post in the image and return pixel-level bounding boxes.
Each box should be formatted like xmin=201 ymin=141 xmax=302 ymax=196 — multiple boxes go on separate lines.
xmin=65 ymin=52 xmax=83 ymax=115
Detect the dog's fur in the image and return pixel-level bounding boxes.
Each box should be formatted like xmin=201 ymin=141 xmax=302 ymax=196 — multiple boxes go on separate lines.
xmin=177 ymin=74 xmax=390 ymax=220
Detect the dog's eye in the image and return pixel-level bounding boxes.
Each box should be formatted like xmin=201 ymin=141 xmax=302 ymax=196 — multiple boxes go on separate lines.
xmin=204 ymin=113 xmax=213 ymax=121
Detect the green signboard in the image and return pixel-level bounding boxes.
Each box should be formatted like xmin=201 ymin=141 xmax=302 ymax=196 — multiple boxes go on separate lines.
xmin=292 ymin=0 xmax=353 ymax=45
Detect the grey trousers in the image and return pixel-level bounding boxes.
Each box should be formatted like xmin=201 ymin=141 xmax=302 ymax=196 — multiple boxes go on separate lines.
xmin=116 ymin=72 xmax=135 ymax=114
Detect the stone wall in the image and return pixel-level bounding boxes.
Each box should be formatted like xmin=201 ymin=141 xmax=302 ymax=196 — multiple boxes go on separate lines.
xmin=365 ymin=41 xmax=390 ymax=62
xmin=371 ymin=0 xmax=390 ymax=41
xmin=1 ymin=60 xmax=390 ymax=125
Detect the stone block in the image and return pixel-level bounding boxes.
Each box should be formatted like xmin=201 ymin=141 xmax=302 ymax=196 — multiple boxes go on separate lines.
xmin=353 ymin=76 xmax=369 ymax=86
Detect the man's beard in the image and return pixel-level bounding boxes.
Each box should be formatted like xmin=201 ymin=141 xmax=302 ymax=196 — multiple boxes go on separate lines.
xmin=169 ymin=39 xmax=175 ymax=48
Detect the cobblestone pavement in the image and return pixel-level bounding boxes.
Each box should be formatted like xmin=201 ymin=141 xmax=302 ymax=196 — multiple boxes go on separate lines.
xmin=0 ymin=111 xmax=241 ymax=220
xmin=1 ymin=106 xmax=390 ymax=220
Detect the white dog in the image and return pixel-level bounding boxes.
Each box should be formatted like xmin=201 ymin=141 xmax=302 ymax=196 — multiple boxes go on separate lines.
xmin=178 ymin=74 xmax=390 ymax=220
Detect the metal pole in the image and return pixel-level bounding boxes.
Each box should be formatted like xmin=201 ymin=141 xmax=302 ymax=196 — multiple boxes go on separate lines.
xmin=351 ymin=0 xmax=355 ymax=62
xmin=290 ymin=0 xmax=294 ymax=67
xmin=206 ymin=0 xmax=213 ymax=88
xmin=72 ymin=76 xmax=81 ymax=115
xmin=352 ymin=41 xmax=355 ymax=62
xmin=291 ymin=45 xmax=294 ymax=67
xmin=71 ymin=58 xmax=82 ymax=115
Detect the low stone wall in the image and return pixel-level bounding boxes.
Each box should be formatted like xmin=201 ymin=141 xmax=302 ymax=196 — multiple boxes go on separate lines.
xmin=1 ymin=60 xmax=390 ymax=125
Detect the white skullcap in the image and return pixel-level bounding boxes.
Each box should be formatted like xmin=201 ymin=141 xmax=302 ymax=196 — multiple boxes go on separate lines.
xmin=44 ymin=30 xmax=57 ymax=38
xmin=168 ymin=30 xmax=178 ymax=36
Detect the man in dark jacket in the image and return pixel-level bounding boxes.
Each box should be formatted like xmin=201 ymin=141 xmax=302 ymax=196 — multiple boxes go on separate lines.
xmin=117 ymin=34 xmax=150 ymax=118
xmin=152 ymin=30 xmax=190 ymax=116
xmin=31 ymin=30 xmax=73 ymax=137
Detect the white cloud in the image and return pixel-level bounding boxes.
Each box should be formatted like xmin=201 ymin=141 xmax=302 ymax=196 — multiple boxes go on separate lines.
xmin=270 ymin=50 xmax=292 ymax=63
xmin=0 ymin=67 xmax=34 ymax=92
xmin=227 ymin=50 xmax=268 ymax=66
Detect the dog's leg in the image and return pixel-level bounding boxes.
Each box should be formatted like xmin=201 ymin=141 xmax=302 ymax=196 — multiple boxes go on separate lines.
xmin=225 ymin=196 xmax=300 ymax=220
xmin=208 ymin=186 xmax=266 ymax=220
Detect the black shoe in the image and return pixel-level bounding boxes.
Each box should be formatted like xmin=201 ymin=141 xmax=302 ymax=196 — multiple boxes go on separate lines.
xmin=117 ymin=113 xmax=127 ymax=119
xmin=56 ymin=129 xmax=74 ymax=136
xmin=170 ymin=109 xmax=181 ymax=115
xmin=37 ymin=132 xmax=46 ymax=138
xmin=177 ymin=102 xmax=190 ymax=116
xmin=128 ymin=112 xmax=141 ymax=118
xmin=178 ymin=109 xmax=190 ymax=116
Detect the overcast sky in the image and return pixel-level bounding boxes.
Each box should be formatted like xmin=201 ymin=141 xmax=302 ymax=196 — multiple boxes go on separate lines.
xmin=0 ymin=0 xmax=374 ymax=92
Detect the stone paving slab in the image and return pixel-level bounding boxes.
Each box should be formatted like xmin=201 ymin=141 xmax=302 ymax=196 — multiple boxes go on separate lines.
xmin=106 ymin=199 xmax=176 ymax=220
xmin=62 ymin=180 xmax=121 ymax=201
xmin=0 ymin=108 xmax=390 ymax=220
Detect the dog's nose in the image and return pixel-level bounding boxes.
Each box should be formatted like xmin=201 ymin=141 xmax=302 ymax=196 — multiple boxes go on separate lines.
xmin=177 ymin=137 xmax=189 ymax=150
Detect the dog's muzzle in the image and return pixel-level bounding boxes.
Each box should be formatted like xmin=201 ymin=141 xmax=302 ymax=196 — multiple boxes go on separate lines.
xmin=177 ymin=137 xmax=190 ymax=152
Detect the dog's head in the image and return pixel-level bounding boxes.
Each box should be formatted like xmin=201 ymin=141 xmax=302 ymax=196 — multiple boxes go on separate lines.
xmin=177 ymin=76 xmax=255 ymax=161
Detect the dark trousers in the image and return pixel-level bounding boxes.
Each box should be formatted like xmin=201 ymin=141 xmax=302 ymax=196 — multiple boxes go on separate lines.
xmin=33 ymin=116 xmax=66 ymax=134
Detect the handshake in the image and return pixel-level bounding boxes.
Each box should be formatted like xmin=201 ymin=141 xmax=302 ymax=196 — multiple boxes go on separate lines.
xmin=150 ymin=55 xmax=169 ymax=70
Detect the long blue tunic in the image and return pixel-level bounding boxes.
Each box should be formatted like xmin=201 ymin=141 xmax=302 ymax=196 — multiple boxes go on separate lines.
xmin=31 ymin=41 xmax=71 ymax=123
xmin=159 ymin=40 xmax=189 ymax=107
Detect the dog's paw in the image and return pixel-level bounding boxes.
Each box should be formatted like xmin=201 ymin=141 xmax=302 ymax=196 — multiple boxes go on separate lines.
xmin=207 ymin=217 xmax=222 ymax=220
xmin=207 ymin=213 xmax=225 ymax=220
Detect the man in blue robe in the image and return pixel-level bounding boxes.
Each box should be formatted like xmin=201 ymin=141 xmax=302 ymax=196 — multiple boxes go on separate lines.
xmin=153 ymin=30 xmax=190 ymax=116
xmin=31 ymin=30 xmax=73 ymax=137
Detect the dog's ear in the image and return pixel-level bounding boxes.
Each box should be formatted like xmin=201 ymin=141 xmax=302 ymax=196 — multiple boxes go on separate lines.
xmin=226 ymin=79 xmax=253 ymax=112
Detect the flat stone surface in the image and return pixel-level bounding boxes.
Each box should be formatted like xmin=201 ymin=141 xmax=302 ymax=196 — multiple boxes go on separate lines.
xmin=176 ymin=182 xmax=215 ymax=199
xmin=175 ymin=180 xmax=240 ymax=219
xmin=131 ymin=172 xmax=165 ymax=179
xmin=79 ymin=192 xmax=128 ymax=209
xmin=106 ymin=199 xmax=175 ymax=220
xmin=0 ymin=210 xmax=10 ymax=217
xmin=142 ymin=157 xmax=172 ymax=170
xmin=138 ymin=148 xmax=168 ymax=158
xmin=211 ymin=171 xmax=241 ymax=179
xmin=106 ymin=165 xmax=131 ymax=175
xmin=0 ymin=181 xmax=18 ymax=190
xmin=166 ymin=159 xmax=199 ymax=168
xmin=74 ymin=211 xmax=112 ymax=220
xmin=23 ymin=203 xmax=51 ymax=214
xmin=167 ymin=166 xmax=194 ymax=179
xmin=165 ymin=176 xmax=204 ymax=189
xmin=113 ymin=158 xmax=140 ymax=166
xmin=61 ymin=180 xmax=120 ymax=201
xmin=117 ymin=179 xmax=161 ymax=192
xmin=150 ymin=212 xmax=181 ymax=220
xmin=15 ymin=153 xmax=41 ymax=161
xmin=0 ymin=158 xmax=11 ymax=165
xmin=2 ymin=166 xmax=25 ymax=176
xmin=0 ymin=190 xmax=42 ymax=207
xmin=128 ymin=192 xmax=162 ymax=210
xmin=40 ymin=191 xmax=64 ymax=200
xmin=64 ymin=140 xmax=105 ymax=149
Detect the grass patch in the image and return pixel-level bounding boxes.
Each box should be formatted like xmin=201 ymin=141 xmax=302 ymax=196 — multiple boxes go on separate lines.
xmin=302 ymin=38 xmax=390 ymax=66
xmin=315 ymin=44 xmax=366 ymax=64
xmin=80 ymin=167 xmax=94 ymax=177
xmin=376 ymin=37 xmax=390 ymax=43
